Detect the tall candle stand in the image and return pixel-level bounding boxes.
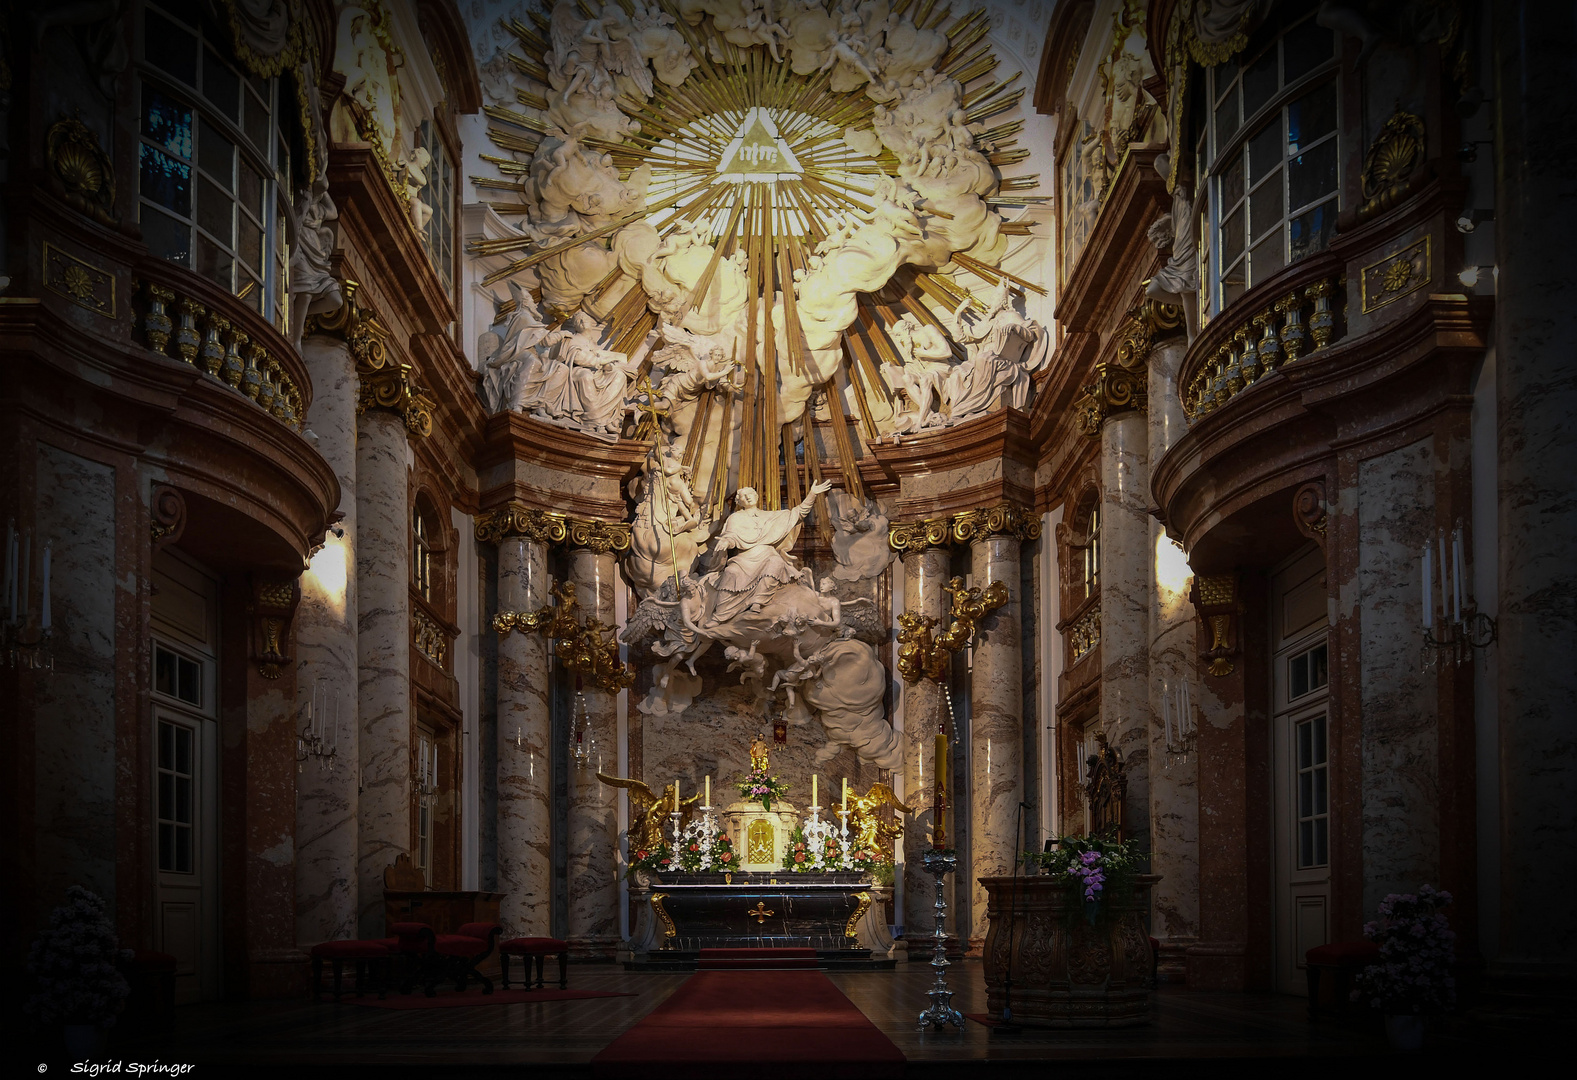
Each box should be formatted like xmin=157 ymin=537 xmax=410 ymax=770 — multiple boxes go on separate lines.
xmin=917 ymin=847 xmax=963 ymax=1030
xmin=669 ymin=808 xmax=683 ymax=850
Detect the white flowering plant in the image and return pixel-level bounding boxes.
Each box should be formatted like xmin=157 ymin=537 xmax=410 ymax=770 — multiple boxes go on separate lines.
xmin=26 ymin=886 xmax=132 ymax=1027
xmin=675 ymin=818 xmax=737 ymax=873
xmin=1351 ymin=884 xmax=1457 ymax=1015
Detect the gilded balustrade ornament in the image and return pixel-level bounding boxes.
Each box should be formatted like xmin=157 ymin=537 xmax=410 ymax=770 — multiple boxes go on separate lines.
xmin=888 ymin=502 xmax=1040 ymax=554
xmin=895 ymin=576 xmax=1010 ymax=685
xmin=1067 ymin=602 xmax=1102 ymax=665
xmin=492 ymin=579 xmax=635 ymax=694
xmin=412 ymin=607 xmax=450 ymax=668
xmin=136 ymin=280 xmax=304 ymax=430
xmin=1182 ymin=273 xmax=1346 ymax=418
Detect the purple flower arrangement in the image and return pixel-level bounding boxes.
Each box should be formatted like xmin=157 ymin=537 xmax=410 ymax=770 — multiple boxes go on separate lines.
xmin=1352 ymin=884 xmax=1457 ymax=1015
xmin=1029 ymin=834 xmax=1140 ymax=924
xmin=736 ymin=763 xmax=789 ymax=812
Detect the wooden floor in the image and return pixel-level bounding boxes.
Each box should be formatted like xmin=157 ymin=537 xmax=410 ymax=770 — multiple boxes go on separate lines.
xmin=85 ymin=959 xmax=1500 ymax=1077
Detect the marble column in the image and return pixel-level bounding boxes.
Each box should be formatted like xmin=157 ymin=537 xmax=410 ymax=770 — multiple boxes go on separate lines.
xmin=967 ymin=534 xmax=1023 ymax=954
xmin=295 ymin=335 xmax=360 ymax=946
xmin=355 ymin=407 xmax=412 ymax=938
xmin=1146 ymin=336 xmax=1198 ymax=976
xmin=565 ymin=546 xmax=621 ymax=958
xmin=496 ymin=535 xmax=552 ymax=937
xmin=1100 ymin=410 xmax=1152 ymax=850
xmin=1492 ymin=0 xmax=1577 ymax=981
xmin=901 ymin=544 xmax=952 ymax=946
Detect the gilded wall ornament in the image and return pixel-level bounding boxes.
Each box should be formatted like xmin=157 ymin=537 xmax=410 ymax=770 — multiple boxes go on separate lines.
xmin=357 ymin=363 xmax=435 ymax=438
xmin=888 ymin=517 xmax=957 ymax=555
xmin=1358 ymin=108 xmax=1427 ymax=222
xmin=895 ymin=576 xmax=1009 ymax=684
xmin=248 ymin=577 xmax=301 ymax=679
xmin=493 ymin=579 xmax=634 ymax=694
xmin=473 ymin=504 xmax=570 ymax=546
xmin=566 ymin=517 xmax=634 ymax=556
xmin=45 ymin=117 xmax=116 ymax=226
xmin=1075 ymin=362 xmax=1147 ymax=438
xmin=43 ymin=242 xmax=114 ymax=317
xmin=1190 ymin=572 xmax=1241 ymax=677
xmin=951 ymin=502 xmax=1042 ymax=544
xmin=1360 ymin=236 xmax=1432 ymax=313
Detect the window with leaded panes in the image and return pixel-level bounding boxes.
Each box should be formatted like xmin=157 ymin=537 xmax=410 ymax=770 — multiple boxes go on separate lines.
xmin=137 ymin=1 xmax=292 ymax=331
xmin=416 ymin=120 xmax=456 ymax=295
xmin=1199 ymin=6 xmax=1338 ymax=314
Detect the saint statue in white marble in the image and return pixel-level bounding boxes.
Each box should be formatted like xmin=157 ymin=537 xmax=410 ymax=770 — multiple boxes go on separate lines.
xmin=704 ymin=480 xmax=832 ymax=628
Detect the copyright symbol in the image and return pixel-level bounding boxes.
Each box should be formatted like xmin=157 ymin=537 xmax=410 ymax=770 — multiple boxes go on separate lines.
xmin=37 ymin=1065 xmax=47 ymax=1073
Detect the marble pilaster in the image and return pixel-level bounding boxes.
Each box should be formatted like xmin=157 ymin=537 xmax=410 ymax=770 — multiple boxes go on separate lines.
xmin=967 ymin=535 xmax=1023 ymax=954
xmin=1099 ymin=410 xmax=1152 ymax=850
xmin=901 ymin=546 xmax=952 ymax=943
xmin=1147 ymin=337 xmax=1198 ymax=972
xmin=497 ymin=536 xmax=552 ymax=936
xmin=295 ymin=335 xmax=360 ymax=946
xmin=1492 ymin=0 xmax=1577 ymax=980
xmin=355 ymin=407 xmax=412 ymax=938
xmin=565 ymin=546 xmax=621 ymax=958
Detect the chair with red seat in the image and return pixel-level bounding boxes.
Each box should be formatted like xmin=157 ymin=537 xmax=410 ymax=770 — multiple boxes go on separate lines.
xmin=309 ymin=940 xmax=393 ymax=1002
xmin=498 ymin=936 xmax=570 ymax=990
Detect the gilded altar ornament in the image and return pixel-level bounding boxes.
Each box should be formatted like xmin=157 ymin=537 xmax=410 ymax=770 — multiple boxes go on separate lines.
xmin=649 ymin=893 xmax=677 ymax=949
xmin=845 ymin=892 xmax=873 ymax=943
xmin=746 ymin=902 xmax=775 ymax=925
xmin=45 ymin=117 xmax=116 ymax=225
xmin=845 ymin=784 xmax=912 ymax=855
xmin=896 ymin=576 xmax=1009 ymax=684
xmin=596 ymin=773 xmax=701 ymax=855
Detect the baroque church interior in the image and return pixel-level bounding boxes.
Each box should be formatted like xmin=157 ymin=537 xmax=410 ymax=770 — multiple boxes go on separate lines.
xmin=5 ymin=0 xmax=1572 ymax=1071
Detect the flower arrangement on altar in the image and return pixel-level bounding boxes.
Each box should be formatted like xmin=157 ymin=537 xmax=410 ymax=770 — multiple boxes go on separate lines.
xmin=25 ymin=886 xmax=131 ymax=1028
xmin=781 ymin=817 xmax=890 ymax=877
xmin=1028 ymin=833 xmax=1140 ymax=923
xmin=675 ymin=817 xmax=736 ymax=873
xmin=737 ymin=734 xmax=789 ymax=811
xmin=629 ymin=841 xmax=675 ymax=877
xmin=1351 ymin=885 xmax=1457 ymax=1015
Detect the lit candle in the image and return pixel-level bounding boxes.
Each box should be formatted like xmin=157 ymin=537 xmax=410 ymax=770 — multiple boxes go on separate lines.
xmin=842 ymin=777 xmax=849 ymax=815
xmin=811 ymin=773 xmax=818 ymax=807
xmin=673 ymin=781 xmax=680 ymax=813
xmin=1450 ymin=526 xmax=1463 ymax=618
xmin=40 ymin=542 xmax=51 ymax=631
xmin=1421 ymin=545 xmax=1433 ymax=630
xmin=705 ymin=774 xmax=710 ymax=807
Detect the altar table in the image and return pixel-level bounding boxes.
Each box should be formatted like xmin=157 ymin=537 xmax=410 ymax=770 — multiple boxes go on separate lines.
xmin=628 ymin=873 xmax=894 ymax=968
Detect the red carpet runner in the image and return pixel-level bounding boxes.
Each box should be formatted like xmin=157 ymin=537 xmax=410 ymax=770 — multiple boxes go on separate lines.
xmin=350 ymin=988 xmax=631 ymax=1009
xmin=591 ymin=962 xmax=904 ymax=1077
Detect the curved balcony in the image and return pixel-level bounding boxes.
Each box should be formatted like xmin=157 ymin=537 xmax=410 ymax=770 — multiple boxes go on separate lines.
xmin=132 ymin=257 xmax=312 ymax=431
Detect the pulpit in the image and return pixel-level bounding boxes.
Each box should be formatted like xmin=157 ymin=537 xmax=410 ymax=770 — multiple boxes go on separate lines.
xmin=980 ymin=874 xmax=1158 ymax=1027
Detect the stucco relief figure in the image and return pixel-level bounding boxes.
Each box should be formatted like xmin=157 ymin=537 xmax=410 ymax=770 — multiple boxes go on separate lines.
xmin=479 ymin=283 xmax=554 ymax=414
xmin=887 ymin=313 xmax=953 ymax=432
xmin=941 ymin=280 xmax=1050 ymax=421
xmin=402 ymin=145 xmax=433 ymax=232
xmin=287 ymin=116 xmax=341 ymax=346
xmin=703 ymin=481 xmax=832 ymax=628
xmin=332 ymin=6 xmax=400 ymax=151
xmin=545 ymin=1 xmax=648 ymax=141
xmin=1146 ymin=152 xmax=1201 ymax=335
xmin=628 ymin=1 xmax=698 ymax=86
xmin=627 ymin=438 xmax=712 ymax=596
xmin=827 ymin=491 xmax=894 ymax=582
xmin=648 ymin=326 xmax=742 ymax=438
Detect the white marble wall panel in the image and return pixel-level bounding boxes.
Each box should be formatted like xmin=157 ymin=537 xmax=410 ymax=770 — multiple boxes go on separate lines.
xmin=497 ymin=536 xmax=552 ymax=936
xmin=1100 ymin=411 xmax=1152 ymax=845
xmin=1358 ymin=440 xmax=1439 ymax=910
xmin=967 ymin=536 xmax=1023 ymax=952
xmin=355 ymin=408 xmax=412 ymax=938
xmin=34 ymin=445 xmax=118 ymax=912
xmin=295 ymin=336 xmax=360 ymax=946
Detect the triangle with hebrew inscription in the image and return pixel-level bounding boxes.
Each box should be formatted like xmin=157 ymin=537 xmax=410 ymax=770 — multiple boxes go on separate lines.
xmin=717 ymin=108 xmax=802 ymax=182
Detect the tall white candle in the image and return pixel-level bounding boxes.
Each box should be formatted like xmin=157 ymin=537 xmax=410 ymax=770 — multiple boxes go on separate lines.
xmin=1452 ymin=527 xmax=1464 ymax=621
xmin=40 ymin=542 xmax=51 ymax=631
xmin=705 ymin=774 xmax=710 ymax=806
xmin=1162 ymin=685 xmax=1173 ymax=747
xmin=1182 ymin=683 xmax=1191 ymax=735
xmin=811 ymin=773 xmax=818 ymax=807
xmin=842 ymin=777 xmax=849 ymax=814
xmin=1421 ymin=546 xmax=1433 ymax=630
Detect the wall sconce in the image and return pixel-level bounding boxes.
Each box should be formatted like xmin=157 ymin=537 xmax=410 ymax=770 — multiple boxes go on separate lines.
xmin=1160 ymin=679 xmax=1195 ymax=769
xmin=1421 ymin=521 xmax=1496 ymax=669
xmin=297 ymin=678 xmax=343 ymax=773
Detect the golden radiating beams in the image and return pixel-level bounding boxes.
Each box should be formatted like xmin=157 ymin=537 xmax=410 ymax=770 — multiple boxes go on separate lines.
xmin=951 ymin=252 xmax=1048 ymax=296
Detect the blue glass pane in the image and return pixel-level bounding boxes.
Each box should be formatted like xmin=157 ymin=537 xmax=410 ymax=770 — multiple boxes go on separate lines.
xmin=142 ymin=88 xmax=192 ymax=160
xmin=1289 ymin=198 xmax=1337 ymax=263
xmin=140 ymin=144 xmax=191 ymax=215
xmin=1287 ymin=82 xmax=1337 ymax=155
xmin=1289 ymin=138 xmax=1338 ymax=212
xmin=145 ymin=11 xmax=196 ymax=86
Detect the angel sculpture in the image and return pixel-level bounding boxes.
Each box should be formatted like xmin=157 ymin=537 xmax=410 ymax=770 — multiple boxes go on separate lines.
xmin=595 ymin=773 xmax=703 ymax=854
xmin=846 ymin=782 xmax=914 ymax=855
xmin=649 ymin=328 xmax=741 ymax=437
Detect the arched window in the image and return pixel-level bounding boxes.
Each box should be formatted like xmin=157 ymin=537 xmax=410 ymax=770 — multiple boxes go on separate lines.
xmin=412 ymin=500 xmax=437 ymax=604
xmin=1196 ymin=2 xmax=1338 ymax=315
xmin=1080 ymin=503 xmax=1100 ymax=602
xmin=136 ymin=0 xmax=295 ymax=331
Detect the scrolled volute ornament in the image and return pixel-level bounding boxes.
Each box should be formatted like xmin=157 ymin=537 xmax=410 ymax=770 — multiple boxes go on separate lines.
xmin=1075 ymin=362 xmax=1148 ymax=438
xmin=474 ymin=505 xmax=570 ymax=546
xmin=895 ymin=575 xmax=1010 ymax=684
xmin=889 ymin=517 xmax=956 ymax=555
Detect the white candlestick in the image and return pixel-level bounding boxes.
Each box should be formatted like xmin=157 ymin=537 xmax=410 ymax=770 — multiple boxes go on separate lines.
xmin=40 ymin=542 xmax=51 ymax=631
xmin=1421 ymin=546 xmax=1433 ymax=630
xmin=1450 ymin=526 xmax=1463 ymax=618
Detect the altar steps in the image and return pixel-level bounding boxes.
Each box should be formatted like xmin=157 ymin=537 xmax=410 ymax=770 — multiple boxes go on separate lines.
xmin=624 ymin=948 xmax=897 ymax=972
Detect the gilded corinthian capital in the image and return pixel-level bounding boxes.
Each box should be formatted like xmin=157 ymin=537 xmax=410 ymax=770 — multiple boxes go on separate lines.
xmin=952 ymin=502 xmax=1041 ymax=543
xmin=888 ymin=517 xmax=956 ymax=555
xmin=473 ymin=505 xmax=632 ymax=552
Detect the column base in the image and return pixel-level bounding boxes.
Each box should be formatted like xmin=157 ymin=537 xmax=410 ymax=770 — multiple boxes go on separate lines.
xmin=1185 ymin=940 xmax=1246 ymax=990
xmin=1156 ymin=937 xmax=1196 ymax=983
xmin=567 ymin=935 xmax=622 ymax=961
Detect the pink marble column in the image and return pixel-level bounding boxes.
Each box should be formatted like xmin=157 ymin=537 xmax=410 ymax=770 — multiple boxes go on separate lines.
xmin=566 ymin=546 xmax=620 ymax=958
xmin=1100 ymin=410 xmax=1152 ymax=848
xmin=901 ymin=544 xmax=952 ymax=945
xmin=1492 ymin=0 xmax=1577 ymax=981
xmin=497 ymin=535 xmax=552 ymax=936
xmin=355 ymin=408 xmax=411 ymax=938
xmin=294 ymin=334 xmax=359 ymax=947
xmin=967 ymin=534 xmax=1023 ymax=954
xmin=1147 ymin=336 xmax=1198 ymax=975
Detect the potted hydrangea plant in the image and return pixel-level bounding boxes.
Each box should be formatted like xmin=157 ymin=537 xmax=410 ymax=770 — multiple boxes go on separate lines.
xmin=1351 ymin=884 xmax=1457 ymax=1050
xmin=26 ymin=886 xmax=132 ymax=1057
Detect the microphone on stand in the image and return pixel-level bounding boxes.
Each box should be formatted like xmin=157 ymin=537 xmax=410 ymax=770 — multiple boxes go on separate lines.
xmin=997 ymin=800 xmax=1031 ymax=1033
